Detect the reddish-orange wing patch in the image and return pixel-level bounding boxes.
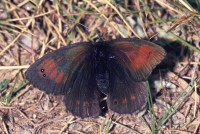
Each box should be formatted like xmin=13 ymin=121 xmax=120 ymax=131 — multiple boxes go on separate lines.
xmin=55 ymin=72 xmax=64 ymax=84
xmin=37 ymin=58 xmax=63 ymax=82
xmin=111 ymin=41 xmax=165 ymax=81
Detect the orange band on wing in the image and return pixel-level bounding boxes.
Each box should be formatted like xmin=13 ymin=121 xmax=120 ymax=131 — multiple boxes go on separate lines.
xmin=49 ymin=68 xmax=59 ymax=80
xmin=128 ymin=44 xmax=156 ymax=71
xmin=112 ymin=42 xmax=165 ymax=80
xmin=55 ymin=72 xmax=65 ymax=84
xmin=41 ymin=59 xmax=57 ymax=75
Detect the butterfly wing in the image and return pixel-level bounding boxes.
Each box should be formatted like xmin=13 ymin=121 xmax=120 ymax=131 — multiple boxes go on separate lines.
xmin=25 ymin=42 xmax=91 ymax=94
xmin=107 ymin=57 xmax=147 ymax=114
xmin=106 ymin=38 xmax=165 ymax=114
xmin=108 ymin=38 xmax=166 ymax=81
xmin=26 ymin=43 xmax=101 ymax=118
xmin=64 ymin=56 xmax=101 ymax=118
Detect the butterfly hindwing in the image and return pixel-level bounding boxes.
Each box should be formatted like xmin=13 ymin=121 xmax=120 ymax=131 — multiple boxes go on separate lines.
xmin=108 ymin=38 xmax=166 ymax=81
xmin=64 ymin=56 xmax=101 ymax=118
xmin=25 ymin=42 xmax=92 ymax=94
xmin=107 ymin=57 xmax=147 ymax=114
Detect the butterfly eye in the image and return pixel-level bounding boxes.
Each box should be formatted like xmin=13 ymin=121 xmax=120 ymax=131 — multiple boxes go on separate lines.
xmin=41 ymin=69 xmax=45 ymax=72
xmin=43 ymin=74 xmax=46 ymax=77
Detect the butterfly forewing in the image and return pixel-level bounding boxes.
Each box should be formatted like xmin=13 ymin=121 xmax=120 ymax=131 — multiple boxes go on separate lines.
xmin=25 ymin=42 xmax=91 ymax=94
xmin=108 ymin=38 xmax=166 ymax=81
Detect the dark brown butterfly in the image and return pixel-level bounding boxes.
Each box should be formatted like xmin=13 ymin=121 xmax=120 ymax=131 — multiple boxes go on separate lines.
xmin=25 ymin=38 xmax=166 ymax=118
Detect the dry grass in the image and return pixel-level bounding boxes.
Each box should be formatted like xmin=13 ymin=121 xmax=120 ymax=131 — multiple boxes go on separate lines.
xmin=0 ymin=0 xmax=200 ymax=133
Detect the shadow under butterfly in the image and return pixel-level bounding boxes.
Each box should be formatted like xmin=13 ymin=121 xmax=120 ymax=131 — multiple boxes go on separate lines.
xmin=25 ymin=38 xmax=166 ymax=118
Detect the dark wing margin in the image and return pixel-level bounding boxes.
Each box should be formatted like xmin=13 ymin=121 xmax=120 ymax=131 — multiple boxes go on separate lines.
xmin=25 ymin=42 xmax=91 ymax=95
xmin=107 ymin=57 xmax=147 ymax=114
xmin=64 ymin=56 xmax=101 ymax=118
xmin=108 ymin=38 xmax=166 ymax=81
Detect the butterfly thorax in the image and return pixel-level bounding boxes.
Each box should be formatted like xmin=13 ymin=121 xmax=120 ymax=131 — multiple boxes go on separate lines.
xmin=93 ymin=45 xmax=109 ymax=94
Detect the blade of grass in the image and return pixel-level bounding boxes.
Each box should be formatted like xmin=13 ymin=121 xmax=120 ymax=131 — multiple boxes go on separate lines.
xmin=0 ymin=79 xmax=10 ymax=93
xmin=146 ymin=81 xmax=157 ymax=134
xmin=102 ymin=117 xmax=113 ymax=133
xmin=3 ymin=72 xmax=27 ymax=104
xmin=167 ymin=32 xmax=200 ymax=54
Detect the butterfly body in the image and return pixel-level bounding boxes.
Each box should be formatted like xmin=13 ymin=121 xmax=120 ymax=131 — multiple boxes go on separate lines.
xmin=26 ymin=38 xmax=166 ymax=118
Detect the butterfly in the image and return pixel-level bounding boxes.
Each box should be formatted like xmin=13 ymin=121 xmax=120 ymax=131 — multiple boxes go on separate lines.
xmin=25 ymin=38 xmax=166 ymax=118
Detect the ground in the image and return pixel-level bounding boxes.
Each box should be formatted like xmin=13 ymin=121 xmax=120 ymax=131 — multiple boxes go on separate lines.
xmin=0 ymin=0 xmax=200 ymax=134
